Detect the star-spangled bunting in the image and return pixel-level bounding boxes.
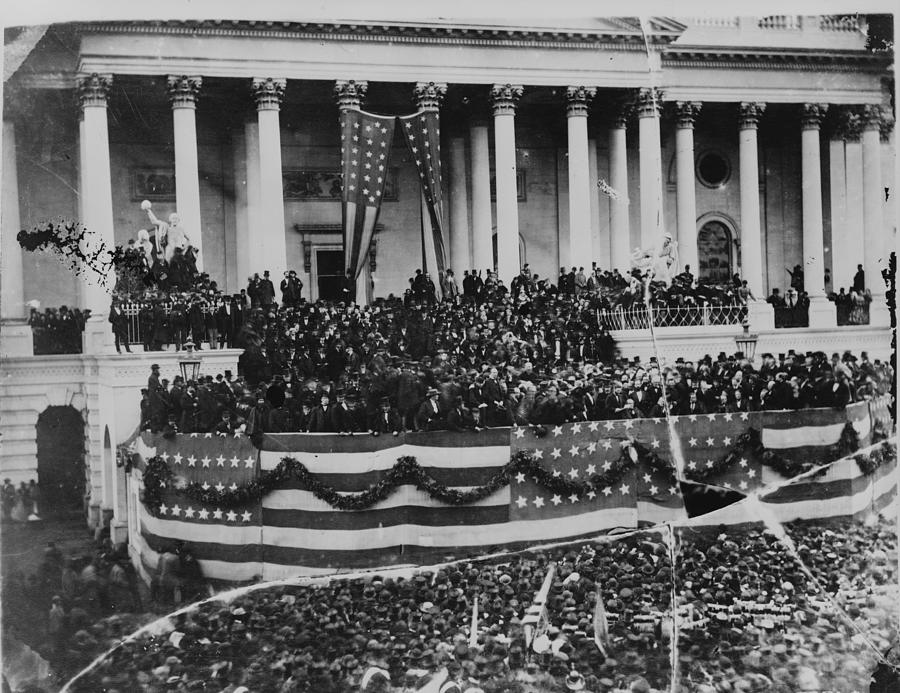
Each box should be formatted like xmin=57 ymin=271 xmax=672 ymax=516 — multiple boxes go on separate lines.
xmin=340 ymin=109 xmax=397 ymax=284
xmin=398 ymin=110 xmax=446 ymax=285
xmin=509 ymin=419 xmax=684 ymax=523
xmin=676 ymin=413 xmax=764 ymax=491
xmin=132 ymin=433 xmax=259 ymax=525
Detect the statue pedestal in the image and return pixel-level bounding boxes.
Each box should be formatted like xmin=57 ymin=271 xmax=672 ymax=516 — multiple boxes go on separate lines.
xmin=747 ymin=300 xmax=775 ymax=331
xmin=82 ymin=314 xmax=116 ymax=355
xmin=0 ymin=319 xmax=33 ymax=356
xmin=807 ymin=295 xmax=837 ymax=329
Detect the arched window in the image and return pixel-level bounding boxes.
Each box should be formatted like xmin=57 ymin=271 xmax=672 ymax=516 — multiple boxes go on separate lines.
xmin=697 ymin=220 xmax=733 ymax=284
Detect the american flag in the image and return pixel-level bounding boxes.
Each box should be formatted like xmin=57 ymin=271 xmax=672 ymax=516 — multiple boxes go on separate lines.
xmin=340 ymin=109 xmax=397 ymax=282
xmin=398 ymin=110 xmax=446 ymax=281
xmin=509 ymin=420 xmax=684 ymax=527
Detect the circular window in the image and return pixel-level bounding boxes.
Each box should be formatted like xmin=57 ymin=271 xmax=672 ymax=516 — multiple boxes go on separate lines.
xmin=696 ymin=151 xmax=731 ymax=188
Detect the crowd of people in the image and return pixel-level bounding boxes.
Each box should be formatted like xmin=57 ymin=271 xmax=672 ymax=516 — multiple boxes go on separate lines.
xmin=1 ymin=479 xmax=42 ymax=523
xmin=26 ymin=307 xmax=90 ymax=355
xmin=1 ymin=535 xmax=150 ymax=686
xmin=141 ymin=334 xmax=892 ymax=436
xmin=58 ymin=516 xmax=896 ymax=693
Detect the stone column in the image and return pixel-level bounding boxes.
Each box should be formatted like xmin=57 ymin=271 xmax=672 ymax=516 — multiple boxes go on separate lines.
xmin=413 ymin=82 xmax=448 ymax=295
xmin=738 ymin=102 xmax=766 ymax=297
xmin=491 ymin=84 xmax=523 ymax=284
xmin=448 ymin=134 xmax=471 ymax=272
xmin=77 ymin=73 xmax=117 ymax=352
xmin=675 ymin=101 xmax=701 ymax=276
xmin=167 ymin=75 xmax=204 ymax=272
xmin=840 ymin=110 xmax=864 ymax=292
xmin=469 ymin=119 xmax=493 ymax=273
xmin=1 ymin=120 xmax=32 ymax=355
xmin=252 ymin=77 xmax=288 ymax=280
xmin=334 ymin=80 xmax=370 ymax=301
xmin=800 ymin=103 xmax=836 ymax=327
xmin=637 ymin=87 xmax=664 ymax=249
xmin=828 ymin=114 xmax=848 ymax=292
xmin=861 ymin=105 xmax=889 ymax=326
xmin=608 ymin=101 xmax=631 ymax=272
xmin=566 ymin=86 xmax=597 ymax=269
xmin=588 ymin=135 xmax=603 ymax=266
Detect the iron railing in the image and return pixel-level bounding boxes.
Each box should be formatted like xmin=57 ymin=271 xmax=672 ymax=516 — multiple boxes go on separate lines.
xmin=597 ymin=304 xmax=747 ymax=331
xmin=120 ymin=301 xmax=214 ymax=345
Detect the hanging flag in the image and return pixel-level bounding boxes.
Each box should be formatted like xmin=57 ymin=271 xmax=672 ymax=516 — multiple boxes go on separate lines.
xmin=399 ymin=110 xmax=446 ymax=286
xmin=340 ymin=109 xmax=397 ymax=286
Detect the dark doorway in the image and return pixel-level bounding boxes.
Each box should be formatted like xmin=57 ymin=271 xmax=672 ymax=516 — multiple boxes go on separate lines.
xmin=697 ymin=220 xmax=733 ymax=284
xmin=316 ymin=249 xmax=345 ymax=301
xmin=35 ymin=406 xmax=86 ymax=516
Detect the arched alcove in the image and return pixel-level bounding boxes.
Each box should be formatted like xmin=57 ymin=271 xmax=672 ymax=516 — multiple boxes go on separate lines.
xmin=35 ymin=406 xmax=86 ymax=516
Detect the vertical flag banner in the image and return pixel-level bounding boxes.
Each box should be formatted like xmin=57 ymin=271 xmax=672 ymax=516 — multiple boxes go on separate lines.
xmin=399 ymin=110 xmax=446 ymax=283
xmin=340 ymin=109 xmax=397 ymax=284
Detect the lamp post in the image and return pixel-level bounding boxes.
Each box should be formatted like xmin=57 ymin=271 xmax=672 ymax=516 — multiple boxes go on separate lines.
xmin=734 ymin=318 xmax=759 ymax=363
xmin=178 ymin=339 xmax=202 ymax=382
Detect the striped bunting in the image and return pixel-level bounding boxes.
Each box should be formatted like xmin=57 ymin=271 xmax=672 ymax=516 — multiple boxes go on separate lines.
xmin=126 ymin=403 xmax=889 ymax=581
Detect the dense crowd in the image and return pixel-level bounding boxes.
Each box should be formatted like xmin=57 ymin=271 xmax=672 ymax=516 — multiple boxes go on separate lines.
xmin=141 ymin=340 xmax=892 ymax=436
xmin=61 ymin=516 xmax=897 ymax=693
xmin=27 ymin=307 xmax=90 ymax=355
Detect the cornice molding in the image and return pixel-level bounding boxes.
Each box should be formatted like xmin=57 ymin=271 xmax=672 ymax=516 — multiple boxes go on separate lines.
xmin=74 ymin=20 xmax=677 ymax=50
xmin=662 ymin=48 xmax=891 ymax=72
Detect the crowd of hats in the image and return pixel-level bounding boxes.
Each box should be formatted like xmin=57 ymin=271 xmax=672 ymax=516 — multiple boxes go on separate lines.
xmin=26 ymin=306 xmax=91 ymax=355
xmin=64 ymin=515 xmax=896 ymax=693
xmin=674 ymin=518 xmax=898 ymax=692
xmin=141 ymin=278 xmax=892 ymax=435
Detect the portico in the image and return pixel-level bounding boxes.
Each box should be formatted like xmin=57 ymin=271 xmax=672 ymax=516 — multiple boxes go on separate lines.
xmin=2 ymin=17 xmax=894 ymax=358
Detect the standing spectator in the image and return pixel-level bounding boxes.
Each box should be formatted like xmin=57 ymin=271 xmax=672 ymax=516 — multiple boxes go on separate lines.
xmin=107 ymin=299 xmax=132 ymax=354
xmin=853 ymin=263 xmax=865 ymax=293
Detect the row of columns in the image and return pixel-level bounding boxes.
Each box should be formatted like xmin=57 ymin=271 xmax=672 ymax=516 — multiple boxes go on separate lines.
xmin=1 ymin=75 xmax=893 ymax=339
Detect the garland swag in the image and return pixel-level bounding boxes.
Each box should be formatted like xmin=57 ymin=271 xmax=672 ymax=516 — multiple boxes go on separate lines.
xmin=139 ymin=423 xmax=862 ymax=515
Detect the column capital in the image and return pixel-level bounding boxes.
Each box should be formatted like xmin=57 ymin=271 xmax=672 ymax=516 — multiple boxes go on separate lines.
xmin=635 ymin=88 xmax=663 ymax=118
xmin=76 ymin=73 xmax=113 ymax=109
xmin=834 ymin=107 xmax=862 ymax=141
xmin=800 ymin=103 xmax=828 ymax=130
xmin=738 ymin=102 xmax=766 ymax=130
xmin=167 ymin=75 xmax=202 ymax=109
xmin=608 ymin=97 xmax=633 ymax=129
xmin=675 ymin=101 xmax=702 ymax=129
xmin=565 ymin=86 xmax=597 ymax=117
xmin=334 ymin=80 xmax=368 ymax=110
xmin=413 ymin=82 xmax=447 ymax=112
xmin=860 ymin=104 xmax=884 ymax=131
xmin=490 ymin=84 xmax=523 ymax=116
xmin=252 ymin=77 xmax=287 ymax=111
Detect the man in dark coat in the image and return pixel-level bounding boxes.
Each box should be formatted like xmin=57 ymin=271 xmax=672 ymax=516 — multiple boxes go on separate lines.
xmin=310 ymin=393 xmax=338 ymax=433
xmin=258 ymin=271 xmax=276 ymax=309
xmin=108 ymin=299 xmax=131 ymax=353
xmin=370 ymin=397 xmax=402 ymax=436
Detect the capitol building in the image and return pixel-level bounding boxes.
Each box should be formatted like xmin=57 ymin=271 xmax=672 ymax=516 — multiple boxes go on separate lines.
xmin=0 ymin=15 xmax=895 ymax=538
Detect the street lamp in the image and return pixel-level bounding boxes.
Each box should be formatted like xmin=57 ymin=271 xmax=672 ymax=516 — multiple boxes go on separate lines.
xmin=178 ymin=339 xmax=202 ymax=382
xmin=734 ymin=318 xmax=759 ymax=363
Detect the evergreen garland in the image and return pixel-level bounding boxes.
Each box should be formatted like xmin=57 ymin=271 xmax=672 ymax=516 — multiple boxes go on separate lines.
xmin=853 ymin=442 xmax=896 ymax=475
xmin=138 ymin=423 xmax=863 ymax=515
